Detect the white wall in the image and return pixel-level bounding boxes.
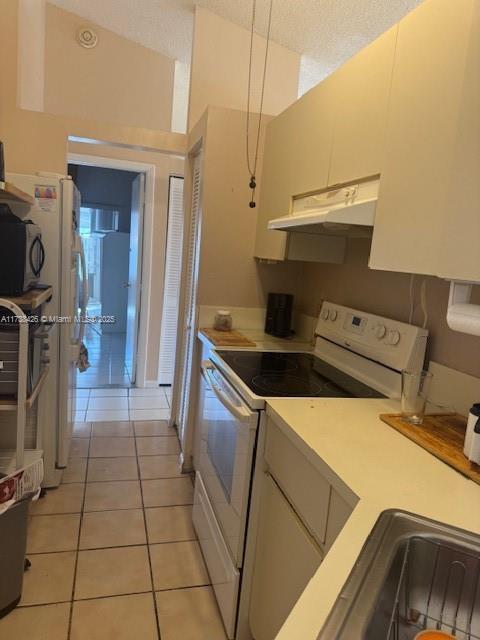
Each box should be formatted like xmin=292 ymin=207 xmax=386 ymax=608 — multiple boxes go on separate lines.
xmin=188 ymin=7 xmax=300 ymax=131
xmin=187 ymin=107 xmax=304 ymax=311
xmin=17 ymin=0 xmax=46 ymax=111
xmin=44 ymin=3 xmax=175 ymax=131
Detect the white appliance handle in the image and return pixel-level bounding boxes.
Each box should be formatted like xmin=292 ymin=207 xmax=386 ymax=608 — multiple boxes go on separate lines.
xmin=201 ymin=362 xmax=253 ymax=424
xmin=77 ymin=236 xmax=89 ymax=345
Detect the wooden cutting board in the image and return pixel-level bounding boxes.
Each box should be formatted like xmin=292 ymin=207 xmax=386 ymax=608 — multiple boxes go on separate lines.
xmin=200 ymin=328 xmax=256 ymax=347
xmin=380 ymin=413 xmax=480 ymax=485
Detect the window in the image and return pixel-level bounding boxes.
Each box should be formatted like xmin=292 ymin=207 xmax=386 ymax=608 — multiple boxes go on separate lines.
xmin=79 ymin=206 xmax=120 ymax=235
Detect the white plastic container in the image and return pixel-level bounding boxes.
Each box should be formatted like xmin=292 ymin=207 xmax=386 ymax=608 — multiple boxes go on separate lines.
xmin=463 ymin=402 xmax=480 ymax=464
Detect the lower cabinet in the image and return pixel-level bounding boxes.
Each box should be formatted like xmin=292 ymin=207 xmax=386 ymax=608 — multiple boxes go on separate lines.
xmin=248 ymin=418 xmax=356 ymax=640
xmin=249 ymin=473 xmax=324 ymax=640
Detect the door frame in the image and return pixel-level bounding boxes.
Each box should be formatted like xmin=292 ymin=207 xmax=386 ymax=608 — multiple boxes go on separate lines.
xmin=68 ymin=152 xmax=155 ymax=388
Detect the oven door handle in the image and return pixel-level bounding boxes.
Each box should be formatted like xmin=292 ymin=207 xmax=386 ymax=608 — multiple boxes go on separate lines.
xmin=202 ymin=362 xmax=252 ymax=424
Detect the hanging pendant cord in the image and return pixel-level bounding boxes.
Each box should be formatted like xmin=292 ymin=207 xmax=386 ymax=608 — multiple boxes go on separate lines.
xmin=246 ymin=0 xmax=274 ymax=207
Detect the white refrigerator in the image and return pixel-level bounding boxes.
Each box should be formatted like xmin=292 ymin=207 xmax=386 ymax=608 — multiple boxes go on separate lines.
xmin=7 ymin=172 xmax=88 ymax=487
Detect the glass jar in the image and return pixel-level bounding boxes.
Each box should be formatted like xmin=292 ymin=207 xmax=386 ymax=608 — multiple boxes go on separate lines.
xmin=214 ymin=310 xmax=232 ymax=332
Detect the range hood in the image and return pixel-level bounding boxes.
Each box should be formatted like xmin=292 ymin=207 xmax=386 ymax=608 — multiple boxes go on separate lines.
xmin=268 ymin=177 xmax=379 ymax=236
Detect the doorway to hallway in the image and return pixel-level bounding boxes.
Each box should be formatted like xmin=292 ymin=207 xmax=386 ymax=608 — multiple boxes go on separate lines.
xmin=69 ymin=163 xmax=144 ymax=389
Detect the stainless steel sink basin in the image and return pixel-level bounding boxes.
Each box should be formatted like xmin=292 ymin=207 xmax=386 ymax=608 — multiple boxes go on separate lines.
xmin=318 ymin=510 xmax=480 ymax=639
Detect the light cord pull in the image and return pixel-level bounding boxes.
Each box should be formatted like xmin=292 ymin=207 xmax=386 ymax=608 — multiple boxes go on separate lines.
xmin=246 ymin=0 xmax=273 ymax=208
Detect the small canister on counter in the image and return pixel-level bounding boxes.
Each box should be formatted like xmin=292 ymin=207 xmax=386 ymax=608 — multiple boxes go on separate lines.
xmin=213 ymin=310 xmax=232 ymax=332
xmin=463 ymin=403 xmax=480 ymax=464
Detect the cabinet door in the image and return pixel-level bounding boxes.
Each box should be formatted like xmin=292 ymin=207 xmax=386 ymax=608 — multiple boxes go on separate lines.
xmin=324 ymin=489 xmax=353 ymax=552
xmin=369 ymin=0 xmax=475 ymax=275
xmin=438 ymin=1 xmax=480 ymax=282
xmin=328 ymin=26 xmax=397 ymax=186
xmin=265 ymin=419 xmax=331 ymax=545
xmin=254 ymin=79 xmax=334 ymax=261
xmin=249 ymin=473 xmax=324 ymax=640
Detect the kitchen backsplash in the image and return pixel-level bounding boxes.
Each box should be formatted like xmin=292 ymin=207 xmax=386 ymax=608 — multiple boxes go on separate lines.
xmin=427 ymin=362 xmax=480 ymax=417
xmin=293 ymin=238 xmax=480 ymax=380
xmin=198 ymin=306 xmax=266 ymax=330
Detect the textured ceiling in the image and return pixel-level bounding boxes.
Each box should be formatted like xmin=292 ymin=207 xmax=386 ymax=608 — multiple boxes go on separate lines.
xmin=49 ymin=0 xmax=423 ymax=93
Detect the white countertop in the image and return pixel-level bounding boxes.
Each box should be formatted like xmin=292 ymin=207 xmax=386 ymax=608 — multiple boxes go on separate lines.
xmin=267 ymin=398 xmax=480 ymax=640
xmin=198 ymin=328 xmax=312 ymax=352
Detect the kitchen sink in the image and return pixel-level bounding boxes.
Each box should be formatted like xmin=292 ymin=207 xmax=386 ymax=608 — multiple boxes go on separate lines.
xmin=318 ymin=510 xmax=480 ymax=639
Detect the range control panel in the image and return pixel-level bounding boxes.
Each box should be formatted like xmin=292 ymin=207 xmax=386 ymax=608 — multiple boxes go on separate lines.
xmin=316 ymin=302 xmax=428 ymax=373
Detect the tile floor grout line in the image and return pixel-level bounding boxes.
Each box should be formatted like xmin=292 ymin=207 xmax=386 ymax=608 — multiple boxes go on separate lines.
xmin=133 ymin=431 xmax=163 ymax=640
xmin=26 ymin=549 xmax=81 ymax=557
xmin=17 ymin=589 xmax=152 ymax=609
xmin=18 ymin=599 xmax=72 ymax=609
xmin=29 ymin=502 xmax=194 ymax=522
xmin=16 ymin=579 xmax=215 ymax=615
xmin=17 ymin=577 xmax=212 ymax=611
xmin=20 ymin=582 xmax=213 ymax=609
xmin=71 ymin=452 xmax=180 ymax=461
xmin=66 ymin=435 xmax=91 ymax=640
xmin=87 ymin=477 xmax=185 ymax=485
xmin=25 ymin=537 xmax=200 ymax=558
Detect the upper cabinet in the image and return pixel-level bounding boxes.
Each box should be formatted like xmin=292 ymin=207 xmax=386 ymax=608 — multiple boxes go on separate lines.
xmin=437 ymin=1 xmax=480 ymax=282
xmin=254 ymin=27 xmax=396 ymax=262
xmin=256 ymin=0 xmax=480 ymax=281
xmin=369 ymin=0 xmax=476 ymax=276
xmin=254 ymin=79 xmax=335 ymax=261
xmin=328 ymin=26 xmax=397 ymax=187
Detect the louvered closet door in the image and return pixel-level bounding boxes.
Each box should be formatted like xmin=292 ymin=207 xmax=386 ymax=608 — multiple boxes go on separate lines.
xmin=178 ymin=153 xmax=202 ymax=443
xmin=158 ymin=177 xmax=185 ymax=385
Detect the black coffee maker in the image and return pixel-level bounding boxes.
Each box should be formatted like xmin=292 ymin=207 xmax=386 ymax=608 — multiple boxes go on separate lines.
xmin=265 ymin=293 xmax=293 ymax=338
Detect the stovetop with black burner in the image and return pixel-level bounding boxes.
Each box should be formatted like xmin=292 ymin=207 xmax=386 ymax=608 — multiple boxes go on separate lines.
xmin=216 ymin=351 xmax=385 ymax=399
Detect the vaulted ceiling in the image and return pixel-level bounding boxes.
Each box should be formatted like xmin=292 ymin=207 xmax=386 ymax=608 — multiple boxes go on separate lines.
xmin=49 ymin=0 xmax=423 ymax=93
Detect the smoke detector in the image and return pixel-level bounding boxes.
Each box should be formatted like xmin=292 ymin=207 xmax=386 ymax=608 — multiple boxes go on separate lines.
xmin=77 ymin=26 xmax=98 ymax=49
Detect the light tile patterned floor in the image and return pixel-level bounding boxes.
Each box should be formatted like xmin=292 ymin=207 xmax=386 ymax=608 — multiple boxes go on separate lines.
xmin=74 ymin=387 xmax=172 ymax=423
xmin=0 ymin=420 xmax=227 ymax=640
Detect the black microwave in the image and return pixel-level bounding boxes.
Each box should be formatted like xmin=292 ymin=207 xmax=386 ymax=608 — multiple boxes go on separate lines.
xmin=0 ymin=206 xmax=45 ymax=296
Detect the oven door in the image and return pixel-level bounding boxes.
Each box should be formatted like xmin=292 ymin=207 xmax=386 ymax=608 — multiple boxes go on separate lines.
xmin=197 ymin=360 xmax=259 ymax=567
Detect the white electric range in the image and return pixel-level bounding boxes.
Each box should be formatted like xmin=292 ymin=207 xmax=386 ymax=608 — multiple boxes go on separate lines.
xmin=192 ymin=301 xmax=428 ymax=639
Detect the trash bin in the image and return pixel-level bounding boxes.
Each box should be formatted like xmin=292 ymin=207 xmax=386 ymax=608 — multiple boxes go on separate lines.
xmin=0 ymin=494 xmax=30 ymax=618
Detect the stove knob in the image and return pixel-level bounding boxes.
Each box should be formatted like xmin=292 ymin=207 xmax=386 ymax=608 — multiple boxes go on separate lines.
xmin=329 ymin=310 xmax=338 ymax=321
xmin=321 ymin=309 xmax=330 ymax=320
xmin=385 ymin=329 xmax=401 ymax=345
xmin=375 ymin=324 xmax=386 ymax=339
